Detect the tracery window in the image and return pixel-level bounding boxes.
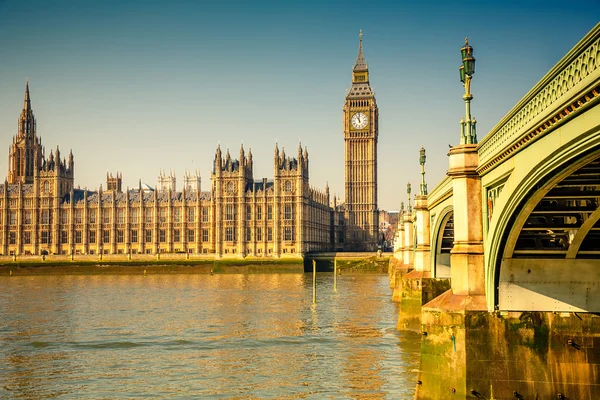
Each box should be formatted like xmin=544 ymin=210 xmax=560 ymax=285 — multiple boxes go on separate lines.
xmin=117 ymin=209 xmax=124 ymax=224
xmin=225 ymin=204 xmax=234 ymax=221
xmin=61 ymin=211 xmax=68 ymax=224
xmin=256 ymin=206 xmax=262 ymax=220
xmin=74 ymin=210 xmax=82 ymax=224
xmin=284 ymin=204 xmax=293 ymax=220
xmin=9 ymin=211 xmax=17 ymax=225
xmin=225 ymin=227 xmax=235 ymax=241
xmin=131 ymin=209 xmax=138 ymax=224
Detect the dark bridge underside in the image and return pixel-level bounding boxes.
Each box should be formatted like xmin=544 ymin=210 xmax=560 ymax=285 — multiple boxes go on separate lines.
xmin=513 ymin=156 xmax=600 ymax=259
xmin=499 ymin=153 xmax=600 ymax=311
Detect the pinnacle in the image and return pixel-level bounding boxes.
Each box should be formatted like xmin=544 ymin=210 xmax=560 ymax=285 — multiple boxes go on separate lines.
xmin=353 ymin=30 xmax=368 ymax=71
xmin=24 ymin=79 xmax=31 ymax=111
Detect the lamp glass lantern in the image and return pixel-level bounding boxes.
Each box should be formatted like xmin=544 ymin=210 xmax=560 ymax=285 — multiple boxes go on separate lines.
xmin=460 ymin=38 xmax=476 ymax=78
xmin=460 ymin=43 xmax=469 ymax=60
xmin=419 ymin=147 xmax=426 ymax=165
xmin=463 ymin=56 xmax=475 ymax=76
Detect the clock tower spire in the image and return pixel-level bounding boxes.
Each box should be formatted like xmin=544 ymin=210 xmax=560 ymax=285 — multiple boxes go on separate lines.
xmin=343 ymin=31 xmax=379 ymax=251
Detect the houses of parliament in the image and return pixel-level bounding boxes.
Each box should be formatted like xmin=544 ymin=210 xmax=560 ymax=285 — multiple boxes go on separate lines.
xmin=0 ymin=33 xmax=379 ymax=257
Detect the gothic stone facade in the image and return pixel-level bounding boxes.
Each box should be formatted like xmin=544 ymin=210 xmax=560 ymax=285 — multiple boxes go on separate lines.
xmin=1 ymin=84 xmax=336 ymax=257
xmin=343 ymin=31 xmax=379 ymax=251
xmin=1 ymin=34 xmax=379 ymax=256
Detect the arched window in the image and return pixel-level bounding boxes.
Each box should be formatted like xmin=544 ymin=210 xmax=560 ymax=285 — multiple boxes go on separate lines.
xmin=227 ymin=182 xmax=234 ymax=193
xmin=285 ymin=180 xmax=292 ymax=192
xmin=43 ymin=181 xmax=49 ymax=193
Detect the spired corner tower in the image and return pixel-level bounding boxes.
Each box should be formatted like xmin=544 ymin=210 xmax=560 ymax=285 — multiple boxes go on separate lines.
xmin=343 ymin=30 xmax=379 ymax=251
xmin=8 ymin=80 xmax=43 ymax=185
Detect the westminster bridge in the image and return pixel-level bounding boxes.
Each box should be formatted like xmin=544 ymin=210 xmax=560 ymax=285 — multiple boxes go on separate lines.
xmin=390 ymin=23 xmax=600 ymax=399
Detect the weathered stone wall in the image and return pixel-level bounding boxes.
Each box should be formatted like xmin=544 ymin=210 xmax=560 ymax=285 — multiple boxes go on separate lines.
xmin=395 ymin=274 xmax=451 ymax=332
xmin=417 ymin=310 xmax=600 ymax=399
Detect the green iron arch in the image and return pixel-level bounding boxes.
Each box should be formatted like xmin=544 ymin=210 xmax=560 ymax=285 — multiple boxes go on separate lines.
xmin=485 ymin=128 xmax=600 ymax=309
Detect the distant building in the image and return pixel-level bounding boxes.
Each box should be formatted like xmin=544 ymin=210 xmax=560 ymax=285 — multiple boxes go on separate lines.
xmin=378 ymin=210 xmax=398 ymax=251
xmin=157 ymin=170 xmax=176 ymax=192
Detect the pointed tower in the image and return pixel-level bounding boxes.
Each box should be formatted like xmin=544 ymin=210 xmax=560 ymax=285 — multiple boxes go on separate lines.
xmin=343 ymin=30 xmax=379 ymax=251
xmin=106 ymin=172 xmax=123 ymax=193
xmin=8 ymin=80 xmax=43 ymax=184
xmin=183 ymin=169 xmax=201 ymax=192
xmin=157 ymin=169 xmax=176 ymax=192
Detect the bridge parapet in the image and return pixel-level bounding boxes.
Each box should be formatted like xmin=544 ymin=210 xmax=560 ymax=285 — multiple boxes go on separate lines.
xmin=478 ymin=23 xmax=600 ymax=173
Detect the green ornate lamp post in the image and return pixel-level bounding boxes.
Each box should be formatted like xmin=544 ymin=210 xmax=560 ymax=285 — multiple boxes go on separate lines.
xmin=459 ymin=37 xmax=477 ymax=144
xmin=419 ymin=146 xmax=427 ymax=195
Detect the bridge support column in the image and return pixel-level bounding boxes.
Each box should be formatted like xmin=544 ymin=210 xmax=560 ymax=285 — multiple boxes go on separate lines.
xmin=395 ymin=195 xmax=450 ymax=330
xmin=391 ymin=212 xmax=417 ymax=304
xmin=402 ymin=213 xmax=414 ymax=270
xmin=412 ymin=194 xmax=430 ymax=276
xmin=389 ymin=222 xmax=404 ymax=289
xmin=446 ymin=144 xmax=486 ymax=303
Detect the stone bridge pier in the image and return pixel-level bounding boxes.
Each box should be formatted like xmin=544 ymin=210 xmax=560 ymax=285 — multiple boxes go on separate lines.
xmin=389 ymin=23 xmax=600 ymax=399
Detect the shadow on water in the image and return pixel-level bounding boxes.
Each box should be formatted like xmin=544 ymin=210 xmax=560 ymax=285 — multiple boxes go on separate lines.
xmin=303 ymin=257 xmax=334 ymax=272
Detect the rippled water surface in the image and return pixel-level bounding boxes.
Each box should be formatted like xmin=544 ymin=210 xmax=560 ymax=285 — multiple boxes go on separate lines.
xmin=0 ymin=273 xmax=419 ymax=399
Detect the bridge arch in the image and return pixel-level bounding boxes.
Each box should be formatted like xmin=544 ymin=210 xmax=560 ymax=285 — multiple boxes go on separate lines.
xmin=430 ymin=206 xmax=453 ymax=278
xmin=487 ymin=127 xmax=600 ymax=311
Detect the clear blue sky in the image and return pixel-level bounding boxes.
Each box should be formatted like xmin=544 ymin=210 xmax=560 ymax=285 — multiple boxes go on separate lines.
xmin=0 ymin=1 xmax=598 ymax=210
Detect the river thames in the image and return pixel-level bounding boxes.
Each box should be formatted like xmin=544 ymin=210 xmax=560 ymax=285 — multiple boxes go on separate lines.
xmin=0 ymin=272 xmax=420 ymax=399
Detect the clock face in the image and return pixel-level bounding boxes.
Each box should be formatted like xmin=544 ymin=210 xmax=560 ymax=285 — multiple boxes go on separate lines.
xmin=351 ymin=112 xmax=368 ymax=129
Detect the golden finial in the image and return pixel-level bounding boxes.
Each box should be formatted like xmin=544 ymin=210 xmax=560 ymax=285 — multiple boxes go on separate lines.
xmin=465 ymin=37 xmax=469 ymax=45
xmin=359 ymin=29 xmax=363 ymax=42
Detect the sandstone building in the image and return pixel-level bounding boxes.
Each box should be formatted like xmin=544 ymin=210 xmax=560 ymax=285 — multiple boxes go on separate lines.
xmin=0 ymin=34 xmax=379 ymax=256
xmin=343 ymin=30 xmax=379 ymax=251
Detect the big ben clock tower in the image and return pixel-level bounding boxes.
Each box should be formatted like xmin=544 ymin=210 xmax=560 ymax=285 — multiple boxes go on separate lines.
xmin=343 ymin=30 xmax=379 ymax=251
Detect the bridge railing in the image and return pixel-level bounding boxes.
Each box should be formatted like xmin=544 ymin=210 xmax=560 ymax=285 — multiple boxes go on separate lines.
xmin=477 ymin=23 xmax=600 ymax=173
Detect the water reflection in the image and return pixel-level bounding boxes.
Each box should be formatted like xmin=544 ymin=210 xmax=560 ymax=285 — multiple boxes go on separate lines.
xmin=0 ymin=273 xmax=419 ymax=398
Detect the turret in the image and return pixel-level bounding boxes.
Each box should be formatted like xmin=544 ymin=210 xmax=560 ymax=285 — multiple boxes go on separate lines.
xmin=107 ymin=172 xmax=123 ymax=193
xmin=68 ymin=150 xmax=74 ymax=172
xmin=183 ymin=169 xmax=201 ymax=192
xmin=214 ymin=144 xmax=222 ymax=176
xmin=8 ymin=80 xmax=43 ymax=184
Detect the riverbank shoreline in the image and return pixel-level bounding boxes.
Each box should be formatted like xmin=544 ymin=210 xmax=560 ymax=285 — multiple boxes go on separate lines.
xmin=0 ymin=254 xmax=391 ymax=275
xmin=0 ymin=263 xmax=306 ymax=275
